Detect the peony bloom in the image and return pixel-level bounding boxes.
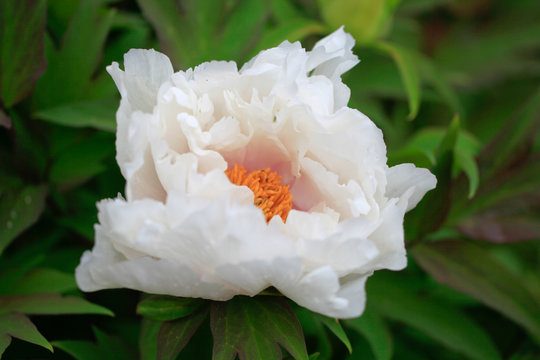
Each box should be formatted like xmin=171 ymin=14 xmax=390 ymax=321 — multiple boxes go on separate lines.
xmin=76 ymin=28 xmax=436 ymax=318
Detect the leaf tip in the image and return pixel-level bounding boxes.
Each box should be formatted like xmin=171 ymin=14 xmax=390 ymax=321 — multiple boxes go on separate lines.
xmin=450 ymin=113 xmax=461 ymax=129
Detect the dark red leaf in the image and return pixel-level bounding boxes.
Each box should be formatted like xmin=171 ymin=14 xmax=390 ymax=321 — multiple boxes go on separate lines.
xmin=458 ymin=213 xmax=540 ymax=243
xmin=156 ymin=306 xmax=208 ymax=360
xmin=210 ymin=296 xmax=308 ymax=360
xmin=0 ymin=0 xmax=47 ymax=107
xmin=0 ymin=109 xmax=11 ymax=129
xmin=412 ymin=240 xmax=540 ymax=343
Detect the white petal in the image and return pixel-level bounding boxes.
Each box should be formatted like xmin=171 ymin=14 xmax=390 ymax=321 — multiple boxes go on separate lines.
xmin=286 ymin=267 xmax=369 ymax=318
xmin=386 ymin=163 xmax=437 ymax=211
xmin=126 ymin=147 xmax=166 ymax=202
xmin=308 ymin=27 xmax=359 ymax=109
xmin=76 ymin=243 xmax=234 ymax=299
xmin=292 ymin=157 xmax=370 ymax=218
xmin=365 ymin=197 xmax=409 ymax=271
xmin=107 ymin=49 xmax=173 ymax=114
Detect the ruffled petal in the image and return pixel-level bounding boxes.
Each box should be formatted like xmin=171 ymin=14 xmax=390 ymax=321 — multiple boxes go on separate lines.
xmin=308 ymin=27 xmax=359 ymax=109
xmin=107 ymin=49 xmax=174 ymax=113
xmin=386 ymin=163 xmax=437 ymax=211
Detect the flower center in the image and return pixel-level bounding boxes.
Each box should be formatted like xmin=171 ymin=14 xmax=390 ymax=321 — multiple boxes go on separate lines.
xmin=226 ymin=164 xmax=293 ymax=223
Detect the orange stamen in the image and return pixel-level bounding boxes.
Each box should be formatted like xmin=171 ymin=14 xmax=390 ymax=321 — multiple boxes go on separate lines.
xmin=226 ymin=164 xmax=293 ymax=222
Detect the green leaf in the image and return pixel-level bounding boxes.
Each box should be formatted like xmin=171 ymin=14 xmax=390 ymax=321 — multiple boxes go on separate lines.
xmin=10 ymin=112 xmax=48 ymax=177
xmin=53 ymin=341 xmax=102 ymax=360
xmin=294 ymin=306 xmax=332 ymax=360
xmin=0 ymin=312 xmax=52 ymax=352
xmin=135 ymin=0 xmax=218 ymax=67
xmin=367 ymin=272 xmax=502 ymax=360
xmin=34 ymin=99 xmax=117 ymax=132
xmin=181 ymin=0 xmax=225 ymax=62
xmin=315 ymin=315 xmax=352 ymax=354
xmin=8 ymin=268 xmax=76 ymax=295
xmin=0 ymin=294 xmax=114 ymax=316
xmin=94 ymin=328 xmax=137 ymax=360
xmin=58 ymin=211 xmax=96 ymax=240
xmin=46 ymin=0 xmax=79 ymax=40
xmin=252 ymin=19 xmax=325 ymax=57
xmin=346 ymin=310 xmax=393 ymax=360
xmin=416 ymin=53 xmax=464 ymax=118
xmin=387 ymin=145 xmax=434 ymax=168
xmin=136 ymin=0 xmax=188 ymax=66
xmin=434 ymin=17 xmax=540 ymax=87
xmin=139 ymin=318 xmax=161 ymax=360
xmin=399 ymin=0 xmax=454 ymax=14
xmin=157 ymin=307 xmax=209 ymax=360
xmin=318 ymin=0 xmax=392 ymax=44
xmin=217 ymin=0 xmax=269 ymax=61
xmin=53 ymin=328 xmax=135 ymax=360
xmin=137 ymin=0 xmax=273 ymax=67
xmin=405 ymin=117 xmax=459 ymax=241
xmin=373 ymin=41 xmax=421 ymax=119
xmin=137 ymin=296 xmax=204 ymax=321
xmin=455 ymin=148 xmax=479 ymax=199
xmin=33 ymin=0 xmax=115 ymax=109
xmin=0 ymin=0 xmax=47 ymax=107
xmin=0 ymin=255 xmax=44 ymax=294
xmin=271 ymin=0 xmax=305 ymax=22
xmin=394 ymin=126 xmax=481 ymax=198
xmin=0 ymin=332 xmax=12 ymax=356
xmin=211 ymin=296 xmax=308 ymax=360
xmin=412 ymin=240 xmax=540 ymax=344
xmin=49 ymin=133 xmax=114 ymax=188
xmin=104 ymin=13 xmax=152 ymax=67
xmin=0 ymin=185 xmax=48 ymax=255
xmin=0 ymin=173 xmax=21 ymax=194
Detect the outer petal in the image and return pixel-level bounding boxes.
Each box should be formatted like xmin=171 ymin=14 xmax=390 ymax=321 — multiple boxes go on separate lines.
xmin=386 ymin=163 xmax=437 ymax=211
xmin=363 ymin=197 xmax=409 ymax=271
xmin=75 ymin=195 xmax=374 ymax=318
xmin=308 ymin=27 xmax=359 ymax=109
xmin=106 ymin=50 xmax=173 ymax=196
xmin=76 ymin=229 xmax=233 ymax=299
xmin=285 ymin=267 xmax=369 ymax=318
xmin=107 ymin=49 xmax=174 ymax=113
xmin=76 ymin=194 xmax=294 ymax=295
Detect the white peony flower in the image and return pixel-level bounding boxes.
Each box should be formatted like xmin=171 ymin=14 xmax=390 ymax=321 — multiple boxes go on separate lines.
xmin=76 ymin=28 xmax=436 ymax=318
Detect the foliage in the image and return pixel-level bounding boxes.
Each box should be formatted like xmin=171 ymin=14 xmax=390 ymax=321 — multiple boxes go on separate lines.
xmin=1 ymin=0 xmax=539 ymax=358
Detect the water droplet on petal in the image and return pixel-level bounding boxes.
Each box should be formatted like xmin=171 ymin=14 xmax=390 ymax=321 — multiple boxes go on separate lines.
xmin=10 ymin=210 xmax=16 ymax=219
xmin=7 ymin=221 xmax=13 ymax=229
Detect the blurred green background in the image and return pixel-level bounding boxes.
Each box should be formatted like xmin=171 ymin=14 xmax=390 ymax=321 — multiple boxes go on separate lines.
xmin=1 ymin=0 xmax=539 ymax=359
